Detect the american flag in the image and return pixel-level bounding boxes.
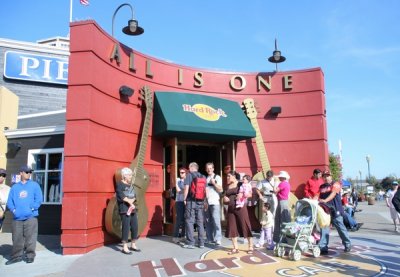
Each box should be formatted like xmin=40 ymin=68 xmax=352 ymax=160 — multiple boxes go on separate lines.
xmin=80 ymin=0 xmax=89 ymax=6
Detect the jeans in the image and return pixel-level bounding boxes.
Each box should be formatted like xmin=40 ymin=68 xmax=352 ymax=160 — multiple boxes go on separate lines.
xmin=273 ymin=200 xmax=291 ymax=242
xmin=319 ymin=215 xmax=351 ymax=250
xmin=173 ymin=201 xmax=185 ymax=238
xmin=11 ymin=217 xmax=38 ymax=259
xmin=343 ymin=212 xmax=357 ymax=228
xmin=185 ymin=200 xmax=205 ymax=246
xmin=345 ymin=206 xmax=354 ymax=217
xmin=205 ymin=204 xmax=222 ymax=243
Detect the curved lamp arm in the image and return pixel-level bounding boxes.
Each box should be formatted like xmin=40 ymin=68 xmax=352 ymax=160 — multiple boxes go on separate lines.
xmin=112 ymin=3 xmax=143 ymax=37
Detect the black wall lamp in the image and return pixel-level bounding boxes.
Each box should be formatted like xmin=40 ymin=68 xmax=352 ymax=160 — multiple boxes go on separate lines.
xmin=8 ymin=142 xmax=22 ymax=151
xmin=268 ymin=39 xmax=286 ymax=72
xmin=119 ymin=85 xmax=134 ymax=97
xmin=270 ymin=106 xmax=282 ymax=116
xmin=6 ymin=142 xmax=22 ymax=158
xmin=112 ymin=3 xmax=144 ymax=37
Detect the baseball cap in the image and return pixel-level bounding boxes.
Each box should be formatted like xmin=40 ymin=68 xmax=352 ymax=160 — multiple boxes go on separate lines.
xmin=20 ymin=165 xmax=33 ymax=173
xmin=0 ymin=168 xmax=6 ymax=175
xmin=322 ymin=170 xmax=331 ymax=176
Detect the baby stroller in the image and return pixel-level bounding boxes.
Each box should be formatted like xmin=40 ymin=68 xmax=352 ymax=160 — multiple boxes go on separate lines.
xmin=274 ymin=198 xmax=320 ymax=261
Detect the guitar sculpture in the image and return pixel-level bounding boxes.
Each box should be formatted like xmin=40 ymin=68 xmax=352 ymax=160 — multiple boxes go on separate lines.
xmin=105 ymin=85 xmax=153 ymax=238
xmin=242 ymin=98 xmax=298 ymax=216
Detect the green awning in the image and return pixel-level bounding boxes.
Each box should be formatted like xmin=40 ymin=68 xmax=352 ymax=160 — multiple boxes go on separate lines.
xmin=153 ymin=92 xmax=255 ymax=141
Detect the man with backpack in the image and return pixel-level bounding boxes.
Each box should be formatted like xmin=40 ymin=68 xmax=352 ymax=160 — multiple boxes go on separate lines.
xmin=183 ymin=162 xmax=207 ymax=249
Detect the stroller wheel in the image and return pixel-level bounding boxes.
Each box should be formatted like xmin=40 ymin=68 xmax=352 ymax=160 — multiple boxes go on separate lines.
xmin=273 ymin=246 xmax=279 ymax=256
xmin=291 ymin=249 xmax=302 ymax=261
xmin=312 ymin=247 xmax=321 ymax=258
xmin=277 ymin=247 xmax=285 ymax=257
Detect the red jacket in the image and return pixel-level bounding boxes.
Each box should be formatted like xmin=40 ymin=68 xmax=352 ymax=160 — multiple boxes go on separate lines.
xmin=304 ymin=177 xmax=323 ymax=199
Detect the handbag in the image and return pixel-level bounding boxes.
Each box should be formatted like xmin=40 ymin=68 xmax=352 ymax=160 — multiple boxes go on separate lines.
xmin=317 ymin=204 xmax=331 ymax=228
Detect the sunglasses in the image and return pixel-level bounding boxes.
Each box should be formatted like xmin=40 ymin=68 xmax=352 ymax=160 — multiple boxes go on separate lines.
xmin=24 ymin=171 xmax=32 ymax=174
xmin=179 ymin=172 xmax=186 ymax=174
xmin=0 ymin=174 xmax=6 ymax=177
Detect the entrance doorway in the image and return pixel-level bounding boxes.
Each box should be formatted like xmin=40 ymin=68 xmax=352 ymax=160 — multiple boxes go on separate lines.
xmin=163 ymin=139 xmax=235 ymax=235
xmin=179 ymin=144 xmax=220 ymax=176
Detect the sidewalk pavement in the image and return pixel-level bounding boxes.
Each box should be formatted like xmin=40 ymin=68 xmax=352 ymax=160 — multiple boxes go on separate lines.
xmin=1 ymin=200 xmax=400 ymax=277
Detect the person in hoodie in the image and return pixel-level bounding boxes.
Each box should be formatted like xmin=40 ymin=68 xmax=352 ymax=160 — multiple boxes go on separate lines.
xmin=6 ymin=165 xmax=42 ymax=265
xmin=304 ymin=168 xmax=323 ymax=199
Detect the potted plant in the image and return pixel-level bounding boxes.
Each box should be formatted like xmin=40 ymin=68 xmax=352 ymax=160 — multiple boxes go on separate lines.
xmin=367 ymin=193 xmax=376 ymax=205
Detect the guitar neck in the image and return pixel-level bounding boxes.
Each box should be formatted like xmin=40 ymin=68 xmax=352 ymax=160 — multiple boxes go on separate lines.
xmin=136 ymin=108 xmax=152 ymax=169
xmin=250 ymin=117 xmax=271 ymax=177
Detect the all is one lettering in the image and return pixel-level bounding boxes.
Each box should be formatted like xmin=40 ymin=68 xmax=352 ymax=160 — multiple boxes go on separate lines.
xmin=109 ymin=47 xmax=293 ymax=92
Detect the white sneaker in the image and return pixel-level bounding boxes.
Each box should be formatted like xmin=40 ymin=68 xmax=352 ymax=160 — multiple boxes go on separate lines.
xmin=215 ymin=241 xmax=221 ymax=246
xmin=255 ymin=243 xmax=261 ymax=248
xmin=172 ymin=237 xmax=180 ymax=243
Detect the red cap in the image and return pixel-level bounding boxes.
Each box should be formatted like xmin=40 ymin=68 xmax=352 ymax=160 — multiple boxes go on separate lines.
xmin=322 ymin=170 xmax=331 ymax=176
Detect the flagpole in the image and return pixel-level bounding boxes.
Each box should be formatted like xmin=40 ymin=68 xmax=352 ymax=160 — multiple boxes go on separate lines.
xmin=69 ymin=0 xmax=73 ymax=23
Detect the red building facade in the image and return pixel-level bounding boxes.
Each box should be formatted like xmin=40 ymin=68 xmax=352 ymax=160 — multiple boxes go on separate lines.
xmin=61 ymin=20 xmax=328 ymax=254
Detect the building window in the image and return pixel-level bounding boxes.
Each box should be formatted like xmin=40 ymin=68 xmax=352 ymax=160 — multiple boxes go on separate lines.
xmin=28 ymin=148 xmax=64 ymax=204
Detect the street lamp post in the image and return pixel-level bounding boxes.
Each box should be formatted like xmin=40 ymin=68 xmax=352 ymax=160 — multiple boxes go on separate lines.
xmin=358 ymin=170 xmax=362 ymax=192
xmin=112 ymin=3 xmax=144 ymax=37
xmin=366 ymin=155 xmax=371 ymax=182
xmin=268 ymin=39 xmax=286 ymax=72
xmin=355 ymin=175 xmax=359 ymax=192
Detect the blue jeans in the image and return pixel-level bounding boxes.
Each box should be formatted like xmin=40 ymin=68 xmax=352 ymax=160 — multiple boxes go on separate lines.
xmin=345 ymin=206 xmax=354 ymax=217
xmin=343 ymin=211 xmax=357 ymax=228
xmin=185 ymin=200 xmax=205 ymax=246
xmin=205 ymin=204 xmax=222 ymax=243
xmin=319 ymin=215 xmax=351 ymax=250
xmin=173 ymin=201 xmax=185 ymax=238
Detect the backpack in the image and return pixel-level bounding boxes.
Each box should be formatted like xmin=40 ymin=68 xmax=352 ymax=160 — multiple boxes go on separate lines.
xmin=190 ymin=173 xmax=207 ymax=201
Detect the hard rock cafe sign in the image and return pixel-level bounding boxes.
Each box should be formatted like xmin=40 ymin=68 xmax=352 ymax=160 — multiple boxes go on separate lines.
xmin=131 ymin=243 xmax=385 ymax=277
xmin=182 ymin=104 xmax=227 ymax=122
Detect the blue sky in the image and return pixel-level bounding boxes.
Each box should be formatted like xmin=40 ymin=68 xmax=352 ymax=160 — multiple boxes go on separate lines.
xmin=1 ymin=0 xmax=399 ymax=180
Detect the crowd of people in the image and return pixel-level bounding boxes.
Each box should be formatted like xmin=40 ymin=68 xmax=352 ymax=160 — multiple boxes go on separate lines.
xmin=166 ymin=162 xmax=368 ymax=255
xmin=1 ymin=161 xmax=399 ymax=264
